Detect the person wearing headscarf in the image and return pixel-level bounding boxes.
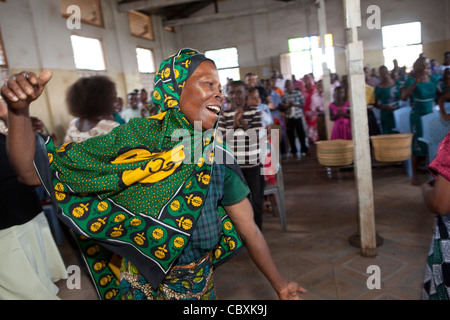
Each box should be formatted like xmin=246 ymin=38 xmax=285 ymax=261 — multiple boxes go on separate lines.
xmin=2 ymin=49 xmax=306 ymax=300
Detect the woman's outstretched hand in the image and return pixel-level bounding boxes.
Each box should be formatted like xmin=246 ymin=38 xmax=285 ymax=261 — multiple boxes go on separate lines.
xmin=1 ymin=70 xmax=52 ymax=111
xmin=277 ymin=281 xmax=307 ymax=300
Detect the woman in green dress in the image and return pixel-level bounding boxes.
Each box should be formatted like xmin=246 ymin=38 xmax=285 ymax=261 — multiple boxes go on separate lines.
xmin=1 ymin=49 xmax=307 ymax=301
xmin=375 ymin=65 xmax=402 ymax=134
xmin=402 ymin=57 xmax=441 ymax=186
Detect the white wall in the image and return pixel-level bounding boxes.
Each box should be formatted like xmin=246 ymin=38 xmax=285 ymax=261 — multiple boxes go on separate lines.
xmin=0 ymin=0 xmax=178 ymax=81
xmin=176 ymin=0 xmax=450 ymax=77
xmin=1 ymin=0 xmax=448 ymax=80
xmin=0 ymin=0 xmax=178 ymax=141
xmin=0 ymin=0 xmax=448 ymax=137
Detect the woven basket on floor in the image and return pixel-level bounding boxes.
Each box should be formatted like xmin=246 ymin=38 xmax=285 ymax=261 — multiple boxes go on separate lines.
xmin=316 ymin=139 xmax=354 ymax=166
xmin=370 ymin=133 xmax=413 ymax=162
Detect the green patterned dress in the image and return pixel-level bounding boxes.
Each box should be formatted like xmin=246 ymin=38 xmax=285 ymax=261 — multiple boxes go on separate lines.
xmin=404 ymin=75 xmax=439 ymax=156
xmin=375 ymin=81 xmax=402 ymax=134
xmin=34 ymin=49 xmax=249 ymax=300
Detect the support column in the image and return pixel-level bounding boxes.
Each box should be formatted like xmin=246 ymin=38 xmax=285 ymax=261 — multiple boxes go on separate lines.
xmin=316 ymin=0 xmax=331 ymax=139
xmin=343 ymin=0 xmax=377 ymax=257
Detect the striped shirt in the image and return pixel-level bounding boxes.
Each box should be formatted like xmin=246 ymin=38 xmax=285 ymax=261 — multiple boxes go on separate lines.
xmin=218 ymin=107 xmax=264 ymax=168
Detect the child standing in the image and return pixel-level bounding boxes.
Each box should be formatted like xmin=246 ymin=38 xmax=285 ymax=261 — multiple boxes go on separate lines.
xmin=246 ymin=87 xmax=276 ymax=212
xmin=218 ymin=82 xmax=265 ymax=230
xmin=247 ymin=87 xmax=273 ymax=133
xmin=329 ymin=86 xmax=352 ymax=140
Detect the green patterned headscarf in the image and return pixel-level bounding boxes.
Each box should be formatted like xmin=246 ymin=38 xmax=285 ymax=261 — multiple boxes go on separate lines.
xmin=151 ymin=48 xmax=215 ymax=149
xmin=152 ymin=48 xmax=213 ymax=111
xmin=36 ymin=49 xmax=243 ymax=300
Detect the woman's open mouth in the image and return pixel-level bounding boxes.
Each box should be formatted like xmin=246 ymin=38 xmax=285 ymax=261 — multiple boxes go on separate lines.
xmin=206 ymin=105 xmax=221 ymax=114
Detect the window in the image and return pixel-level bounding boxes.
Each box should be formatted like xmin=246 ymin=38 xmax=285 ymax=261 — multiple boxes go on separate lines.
xmin=287 ymin=34 xmax=335 ymax=80
xmin=0 ymin=28 xmax=7 ymax=67
xmin=382 ymin=22 xmax=422 ymax=71
xmin=205 ymin=47 xmax=240 ymax=87
xmin=59 ymin=0 xmax=104 ymax=28
xmin=136 ymin=47 xmax=156 ymax=93
xmin=129 ymin=11 xmax=154 ymax=41
xmin=70 ymin=35 xmax=106 ymax=71
xmin=136 ymin=47 xmax=156 ymax=73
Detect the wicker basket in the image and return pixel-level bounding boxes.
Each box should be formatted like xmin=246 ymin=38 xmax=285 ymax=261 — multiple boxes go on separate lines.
xmin=316 ymin=139 xmax=354 ymax=166
xmin=370 ymin=133 xmax=413 ymax=162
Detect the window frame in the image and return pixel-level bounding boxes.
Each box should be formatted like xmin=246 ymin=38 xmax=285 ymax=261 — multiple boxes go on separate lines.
xmin=70 ymin=34 xmax=107 ymax=71
xmin=381 ymin=21 xmax=423 ymax=71
xmin=59 ymin=0 xmax=105 ymax=28
xmin=205 ymin=47 xmax=241 ymax=86
xmin=0 ymin=28 xmax=8 ymax=68
xmin=136 ymin=46 xmax=156 ymax=74
xmin=288 ymin=34 xmax=335 ymax=80
xmin=128 ymin=11 xmax=154 ymax=41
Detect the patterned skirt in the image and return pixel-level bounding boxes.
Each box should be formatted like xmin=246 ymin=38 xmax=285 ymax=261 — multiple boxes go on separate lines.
xmin=423 ymin=215 xmax=450 ymax=300
xmin=119 ymin=252 xmax=216 ymax=300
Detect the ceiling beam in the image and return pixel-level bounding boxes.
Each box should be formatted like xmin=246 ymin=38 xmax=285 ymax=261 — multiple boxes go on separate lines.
xmin=163 ymin=0 xmax=306 ymax=27
xmin=118 ymin=0 xmax=207 ymax=12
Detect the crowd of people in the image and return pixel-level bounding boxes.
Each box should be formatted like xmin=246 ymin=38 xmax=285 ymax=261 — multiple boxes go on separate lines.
xmin=224 ymin=52 xmax=449 ymax=186
xmin=216 ymin=52 xmax=449 ymax=301
xmin=0 ymin=48 xmax=449 ymax=301
xmin=35 ymin=50 xmax=449 ymax=172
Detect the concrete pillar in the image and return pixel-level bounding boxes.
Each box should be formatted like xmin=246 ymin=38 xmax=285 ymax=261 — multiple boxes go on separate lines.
xmin=316 ymin=0 xmax=332 ymax=139
xmin=343 ymin=0 xmax=377 ymax=257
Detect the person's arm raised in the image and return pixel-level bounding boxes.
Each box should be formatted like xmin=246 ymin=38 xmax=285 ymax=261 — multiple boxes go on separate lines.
xmin=1 ymin=70 xmax=53 ymax=185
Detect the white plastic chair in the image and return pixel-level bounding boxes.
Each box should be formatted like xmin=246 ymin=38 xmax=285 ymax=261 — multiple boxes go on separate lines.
xmin=392 ymin=106 xmax=413 ymax=178
xmin=264 ymin=163 xmax=287 ymax=232
xmin=418 ymin=110 xmax=450 ymax=166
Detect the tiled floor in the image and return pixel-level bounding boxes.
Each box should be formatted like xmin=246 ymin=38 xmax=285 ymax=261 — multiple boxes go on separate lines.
xmin=55 ymin=144 xmax=434 ymax=300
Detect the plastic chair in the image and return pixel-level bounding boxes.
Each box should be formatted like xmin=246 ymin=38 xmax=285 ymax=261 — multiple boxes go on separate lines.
xmin=392 ymin=106 xmax=412 ymax=134
xmin=445 ymin=102 xmax=450 ymax=113
xmin=42 ymin=203 xmax=64 ymax=245
xmin=418 ymin=110 xmax=450 ymax=166
xmin=372 ymin=107 xmax=382 ymax=133
xmin=264 ymin=163 xmax=287 ymax=232
xmin=392 ymin=106 xmax=412 ymax=178
xmin=36 ymin=186 xmax=64 ymax=245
